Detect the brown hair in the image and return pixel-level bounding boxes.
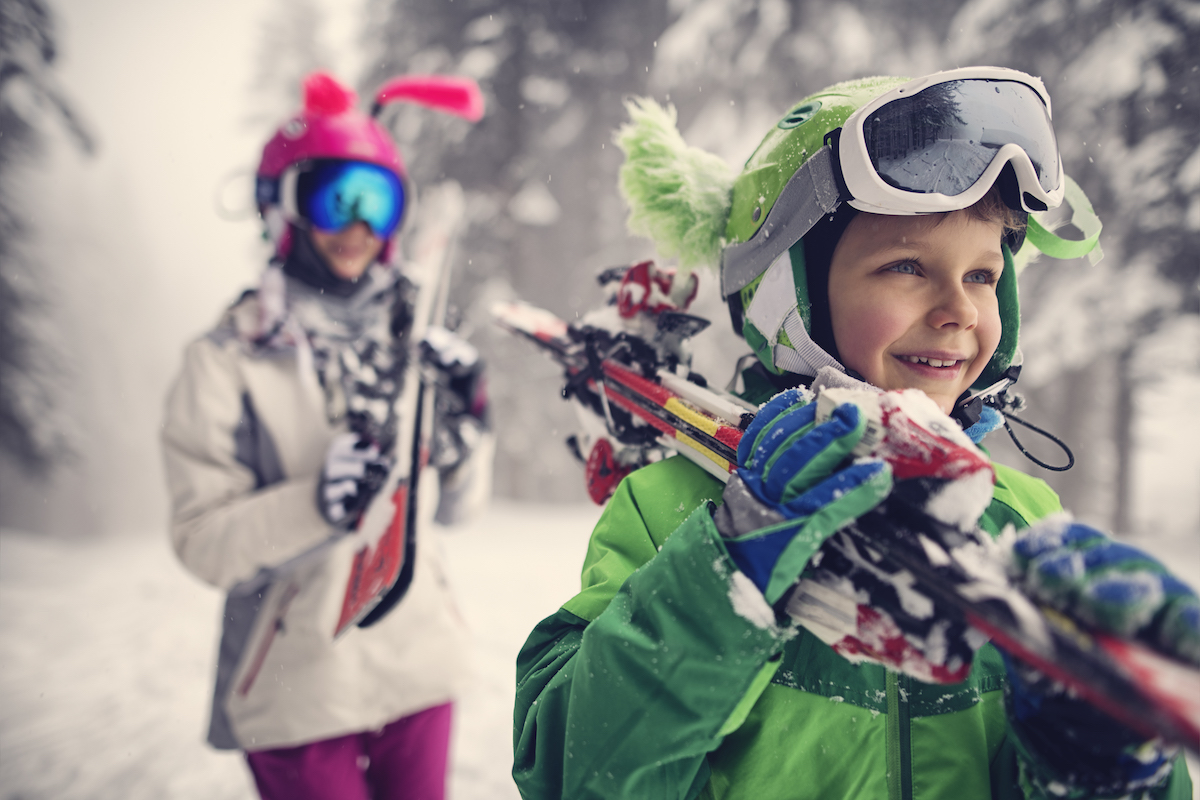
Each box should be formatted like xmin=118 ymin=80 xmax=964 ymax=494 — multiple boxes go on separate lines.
xmin=933 ymin=184 xmax=1027 ymax=240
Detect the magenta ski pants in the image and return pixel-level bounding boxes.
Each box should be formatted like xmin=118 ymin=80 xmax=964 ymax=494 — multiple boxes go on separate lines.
xmin=245 ymin=701 xmax=454 ymax=800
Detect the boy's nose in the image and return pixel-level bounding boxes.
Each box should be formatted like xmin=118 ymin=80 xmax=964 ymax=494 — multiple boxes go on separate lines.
xmin=926 ymin=282 xmax=978 ymax=330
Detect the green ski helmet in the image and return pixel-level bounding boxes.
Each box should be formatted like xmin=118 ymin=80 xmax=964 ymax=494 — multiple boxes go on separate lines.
xmin=716 ymin=68 xmax=1102 ymax=400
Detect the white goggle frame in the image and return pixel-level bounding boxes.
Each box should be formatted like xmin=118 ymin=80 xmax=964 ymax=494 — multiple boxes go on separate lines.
xmin=839 ymin=66 xmax=1065 ymax=216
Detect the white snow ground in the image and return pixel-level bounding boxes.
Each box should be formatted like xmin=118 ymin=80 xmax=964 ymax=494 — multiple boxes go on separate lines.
xmin=0 ymin=501 xmax=600 ymax=800
xmin=1 ymin=499 xmax=1197 ymax=799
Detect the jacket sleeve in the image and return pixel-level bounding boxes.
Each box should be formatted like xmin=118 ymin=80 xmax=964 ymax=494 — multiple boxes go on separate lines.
xmin=161 ymin=336 xmax=334 ymax=590
xmin=512 ymin=462 xmax=791 ymax=800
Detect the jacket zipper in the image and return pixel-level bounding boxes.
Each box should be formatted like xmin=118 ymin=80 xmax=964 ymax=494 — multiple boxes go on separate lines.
xmin=235 ymin=581 xmax=300 ymax=697
xmin=886 ymin=671 xmax=912 ymax=800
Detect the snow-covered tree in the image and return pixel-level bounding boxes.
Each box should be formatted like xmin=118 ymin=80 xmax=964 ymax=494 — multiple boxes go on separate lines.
xmin=0 ymin=0 xmax=93 ymax=474
xmin=336 ymin=0 xmax=1195 ymax=524
xmin=949 ymin=0 xmax=1200 ymax=533
xmin=245 ymin=0 xmax=330 ymax=132
xmin=362 ymin=0 xmax=665 ymax=500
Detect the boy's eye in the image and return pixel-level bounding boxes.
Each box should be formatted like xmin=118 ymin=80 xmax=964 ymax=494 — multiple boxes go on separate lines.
xmin=885 ymin=261 xmax=919 ymax=275
xmin=964 ymin=270 xmax=999 ymax=285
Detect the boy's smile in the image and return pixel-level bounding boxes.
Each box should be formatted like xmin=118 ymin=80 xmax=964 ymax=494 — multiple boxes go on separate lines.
xmin=827 ymin=211 xmax=1005 ymax=414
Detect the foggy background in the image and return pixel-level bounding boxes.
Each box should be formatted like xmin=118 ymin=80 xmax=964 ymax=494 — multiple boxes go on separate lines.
xmin=1 ymin=0 xmax=1197 ymax=538
xmin=0 ymin=0 xmax=1197 ymax=797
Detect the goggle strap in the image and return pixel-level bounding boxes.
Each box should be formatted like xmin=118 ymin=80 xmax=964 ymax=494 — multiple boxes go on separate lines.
xmin=721 ymin=145 xmax=843 ymax=297
xmin=1023 ymin=175 xmax=1103 ymax=265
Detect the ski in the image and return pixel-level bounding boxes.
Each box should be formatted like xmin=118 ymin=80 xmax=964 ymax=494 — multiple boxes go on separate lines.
xmin=492 ymin=272 xmax=1200 ymax=753
xmin=332 ymin=179 xmax=466 ymax=636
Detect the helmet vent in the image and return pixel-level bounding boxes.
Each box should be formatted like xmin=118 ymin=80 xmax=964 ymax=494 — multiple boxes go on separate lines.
xmin=778 ymin=101 xmax=822 ymax=129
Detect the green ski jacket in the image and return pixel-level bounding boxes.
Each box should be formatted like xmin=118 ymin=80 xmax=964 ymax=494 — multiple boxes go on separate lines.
xmin=513 ymin=455 xmax=1191 ymax=800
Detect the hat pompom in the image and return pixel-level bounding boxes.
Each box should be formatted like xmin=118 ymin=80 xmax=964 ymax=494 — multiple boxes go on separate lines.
xmin=304 ymin=71 xmax=356 ymax=116
xmin=615 ymin=97 xmax=734 ymax=275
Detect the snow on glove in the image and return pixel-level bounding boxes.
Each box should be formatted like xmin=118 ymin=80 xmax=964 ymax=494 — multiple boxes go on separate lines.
xmin=714 ymin=388 xmax=893 ymax=606
xmin=999 ymin=517 xmax=1200 ymax=798
xmin=318 ymin=432 xmax=393 ymax=531
xmin=1001 ymin=649 xmax=1178 ymax=799
xmin=423 ymin=325 xmax=487 ymax=418
xmin=781 ymin=386 xmax=1001 ymax=683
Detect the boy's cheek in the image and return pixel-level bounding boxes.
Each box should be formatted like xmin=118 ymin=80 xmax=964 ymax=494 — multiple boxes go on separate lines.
xmin=980 ymin=310 xmax=1003 ymax=362
xmin=965 ymin=307 xmax=1003 ymax=383
xmin=833 ymin=310 xmax=901 ymax=378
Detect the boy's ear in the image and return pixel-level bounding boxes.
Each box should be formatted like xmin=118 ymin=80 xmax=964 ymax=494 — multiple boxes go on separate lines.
xmin=615 ymin=97 xmax=735 ymax=277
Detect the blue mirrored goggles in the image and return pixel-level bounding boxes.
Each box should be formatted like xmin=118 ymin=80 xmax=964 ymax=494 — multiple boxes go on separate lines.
xmin=294 ymin=160 xmax=406 ymax=238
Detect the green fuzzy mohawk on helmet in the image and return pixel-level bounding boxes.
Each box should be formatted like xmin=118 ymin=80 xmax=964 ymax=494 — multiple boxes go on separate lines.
xmin=615 ymin=98 xmax=735 ymax=274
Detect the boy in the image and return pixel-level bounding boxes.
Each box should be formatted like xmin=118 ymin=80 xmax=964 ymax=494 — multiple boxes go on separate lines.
xmin=512 ymin=68 xmax=1197 ymax=799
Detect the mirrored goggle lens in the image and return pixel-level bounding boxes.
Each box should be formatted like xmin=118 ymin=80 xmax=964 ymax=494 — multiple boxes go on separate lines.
xmin=298 ymin=161 xmax=405 ymax=238
xmin=863 ymin=79 xmax=1059 ymax=197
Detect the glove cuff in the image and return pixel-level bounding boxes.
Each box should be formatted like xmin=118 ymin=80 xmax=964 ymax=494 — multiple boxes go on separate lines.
xmin=713 ymin=473 xmax=786 ymax=540
xmin=1002 ymin=651 xmax=1176 ymax=798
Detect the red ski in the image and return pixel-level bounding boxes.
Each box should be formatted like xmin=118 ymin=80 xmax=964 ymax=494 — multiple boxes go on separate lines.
xmin=331 ymin=180 xmax=463 ymax=636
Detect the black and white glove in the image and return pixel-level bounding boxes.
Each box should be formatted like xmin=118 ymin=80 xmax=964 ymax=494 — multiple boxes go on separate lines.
xmin=422 ymin=326 xmax=489 ymax=471
xmin=318 ymin=432 xmax=393 ymax=531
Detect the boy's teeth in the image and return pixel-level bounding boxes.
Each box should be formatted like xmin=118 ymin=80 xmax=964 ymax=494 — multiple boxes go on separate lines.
xmin=904 ymin=355 xmax=957 ymax=368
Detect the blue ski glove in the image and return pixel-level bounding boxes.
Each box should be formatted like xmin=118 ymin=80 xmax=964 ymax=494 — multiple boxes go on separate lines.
xmin=318 ymin=432 xmax=393 ymax=531
xmin=715 ymin=388 xmax=893 ymax=605
xmin=1000 ymin=519 xmax=1200 ymax=798
xmin=1012 ymin=519 xmax=1200 ymax=665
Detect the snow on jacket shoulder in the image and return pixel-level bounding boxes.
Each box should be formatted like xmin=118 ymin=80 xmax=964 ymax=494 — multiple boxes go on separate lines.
xmin=161 ymin=291 xmax=478 ymax=752
xmin=513 ymin=455 xmax=1192 ymax=800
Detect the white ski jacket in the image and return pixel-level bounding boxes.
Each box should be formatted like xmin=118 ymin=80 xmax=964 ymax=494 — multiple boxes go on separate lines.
xmin=161 ymin=287 xmax=492 ymax=752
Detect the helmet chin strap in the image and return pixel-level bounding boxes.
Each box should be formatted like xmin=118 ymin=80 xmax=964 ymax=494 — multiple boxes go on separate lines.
xmin=961 ymin=362 xmax=1076 ymax=471
xmin=951 ymin=391 xmax=985 ymax=431
xmin=740 ymin=247 xmax=845 ymax=378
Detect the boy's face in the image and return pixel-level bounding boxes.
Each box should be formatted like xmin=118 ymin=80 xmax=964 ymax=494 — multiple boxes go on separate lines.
xmin=827 ymin=211 xmax=1004 ymax=414
xmin=311 ymin=221 xmax=384 ymax=281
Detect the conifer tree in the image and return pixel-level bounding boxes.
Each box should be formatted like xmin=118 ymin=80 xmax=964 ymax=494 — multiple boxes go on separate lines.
xmin=0 ymin=0 xmax=93 ymax=474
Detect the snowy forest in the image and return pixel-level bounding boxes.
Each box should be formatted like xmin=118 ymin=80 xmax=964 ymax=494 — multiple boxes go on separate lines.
xmin=1 ymin=0 xmax=1197 ymax=537
xmin=1 ymin=0 xmax=1198 ymax=798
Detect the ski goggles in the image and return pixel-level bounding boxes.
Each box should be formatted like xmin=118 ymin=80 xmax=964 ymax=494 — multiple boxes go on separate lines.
xmin=840 ymin=67 xmax=1063 ymax=215
xmin=280 ymin=159 xmax=407 ymax=238
xmin=722 ymin=67 xmax=1069 ymax=297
